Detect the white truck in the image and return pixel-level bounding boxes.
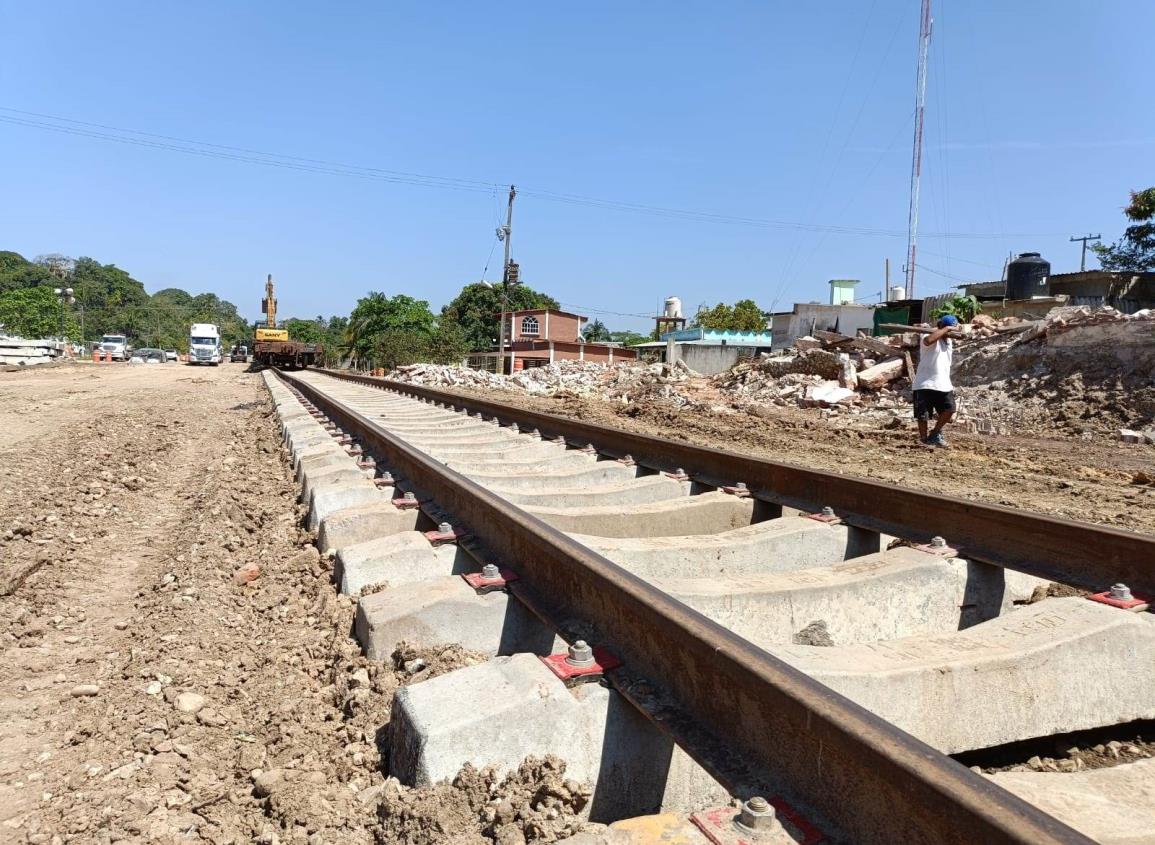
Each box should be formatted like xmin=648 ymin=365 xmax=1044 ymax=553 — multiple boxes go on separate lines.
xmin=99 ymin=334 xmax=129 ymax=361
xmin=188 ymin=323 xmax=222 ymax=366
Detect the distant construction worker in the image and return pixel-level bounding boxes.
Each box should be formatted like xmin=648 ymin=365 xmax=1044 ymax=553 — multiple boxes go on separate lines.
xmin=913 ymin=314 xmax=958 ymax=447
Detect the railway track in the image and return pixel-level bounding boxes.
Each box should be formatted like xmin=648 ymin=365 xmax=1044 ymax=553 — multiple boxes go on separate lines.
xmin=265 ymin=367 xmax=1155 ymax=844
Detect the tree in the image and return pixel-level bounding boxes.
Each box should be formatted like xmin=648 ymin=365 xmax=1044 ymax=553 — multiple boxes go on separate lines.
xmin=693 ymin=298 xmax=767 ymax=332
xmin=344 ymin=292 xmax=437 ymax=367
xmin=0 ymin=252 xmax=56 ymax=294
xmin=374 ymin=331 xmax=430 ymax=369
xmin=441 ymin=282 xmax=559 ymax=351
xmin=0 ymin=286 xmax=80 ymax=338
xmin=609 ymin=330 xmax=650 ymax=347
xmin=428 ymin=315 xmax=471 ymax=364
xmin=584 ymin=319 xmax=612 ymax=342
xmin=0 ymin=250 xmax=255 ymax=347
xmin=931 ymin=294 xmax=981 ymax=323
xmin=283 ymin=317 xmax=328 ymax=345
xmin=1093 ymin=188 xmax=1155 ymax=271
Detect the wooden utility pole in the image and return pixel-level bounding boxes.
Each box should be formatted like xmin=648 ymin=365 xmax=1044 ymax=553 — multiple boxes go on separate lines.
xmin=1069 ymin=233 xmax=1101 ymax=272
xmin=497 ymin=185 xmax=516 ymax=374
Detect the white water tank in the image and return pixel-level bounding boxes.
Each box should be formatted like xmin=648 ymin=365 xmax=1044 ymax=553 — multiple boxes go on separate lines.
xmin=888 ymin=286 xmax=907 ymax=301
xmin=664 ymin=296 xmax=683 ymax=318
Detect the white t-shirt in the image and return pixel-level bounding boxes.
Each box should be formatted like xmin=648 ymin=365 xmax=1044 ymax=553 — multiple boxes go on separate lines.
xmin=913 ymin=337 xmax=953 ymax=391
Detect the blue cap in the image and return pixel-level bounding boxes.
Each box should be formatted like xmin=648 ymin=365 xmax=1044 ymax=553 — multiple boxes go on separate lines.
xmin=939 ymin=315 xmax=959 ymax=327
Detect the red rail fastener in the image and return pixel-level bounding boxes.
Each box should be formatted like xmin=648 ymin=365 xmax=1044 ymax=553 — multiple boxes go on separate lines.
xmin=424 ymin=522 xmax=466 ymax=546
xmin=392 ymin=492 xmax=421 ymax=509
xmin=691 ymin=798 xmax=824 ymax=845
xmin=462 ymin=565 xmax=520 ymax=594
xmin=540 ymin=642 xmax=621 ymax=684
xmin=1088 ymin=583 xmax=1150 ymax=612
xmin=914 ymin=536 xmax=958 ymax=557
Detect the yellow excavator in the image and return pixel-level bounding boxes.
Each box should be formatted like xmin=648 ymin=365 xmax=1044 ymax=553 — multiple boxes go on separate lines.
xmin=251 ymin=274 xmax=321 ymax=369
xmin=255 ymin=274 xmax=289 ymax=342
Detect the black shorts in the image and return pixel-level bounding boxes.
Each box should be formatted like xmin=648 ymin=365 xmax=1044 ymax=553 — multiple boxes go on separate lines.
xmin=913 ymin=389 xmax=955 ymax=420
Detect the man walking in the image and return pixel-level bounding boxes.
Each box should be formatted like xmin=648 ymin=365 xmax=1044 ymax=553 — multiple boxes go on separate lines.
xmin=913 ymin=314 xmax=958 ymax=447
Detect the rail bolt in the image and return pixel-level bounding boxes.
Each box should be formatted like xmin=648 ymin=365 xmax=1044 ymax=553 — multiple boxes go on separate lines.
xmin=1110 ymin=583 xmax=1134 ymax=602
xmin=403 ymin=491 xmax=417 ymax=503
xmin=930 ymin=536 xmax=947 ymax=549
xmin=379 ymin=472 xmax=395 ymax=485
xmin=480 ymin=563 xmax=501 ymax=581
xmin=437 ymin=521 xmax=453 ymax=535
xmin=565 ymin=640 xmax=595 ymax=668
xmin=510 ymin=422 xmax=519 ymax=433
xmin=735 ymin=796 xmax=784 ymax=836
xmin=820 ymin=505 xmax=834 ymax=517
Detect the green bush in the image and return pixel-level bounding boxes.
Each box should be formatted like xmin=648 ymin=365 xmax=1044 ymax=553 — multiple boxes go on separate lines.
xmin=931 ymin=294 xmax=981 ymax=323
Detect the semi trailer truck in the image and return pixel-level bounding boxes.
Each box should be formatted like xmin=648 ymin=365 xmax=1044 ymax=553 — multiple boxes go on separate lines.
xmin=188 ymin=323 xmax=222 ymax=365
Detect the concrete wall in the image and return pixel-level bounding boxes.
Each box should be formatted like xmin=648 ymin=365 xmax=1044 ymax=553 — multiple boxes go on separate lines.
xmin=772 ymin=304 xmax=876 ymax=349
xmin=676 ymin=344 xmax=757 ymax=375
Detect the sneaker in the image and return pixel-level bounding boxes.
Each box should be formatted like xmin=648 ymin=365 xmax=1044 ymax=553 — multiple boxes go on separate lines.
xmin=926 ymin=432 xmax=948 ymax=447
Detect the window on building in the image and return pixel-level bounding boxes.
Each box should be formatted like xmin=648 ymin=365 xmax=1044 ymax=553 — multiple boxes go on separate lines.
xmin=520 ymin=315 xmax=540 ymax=336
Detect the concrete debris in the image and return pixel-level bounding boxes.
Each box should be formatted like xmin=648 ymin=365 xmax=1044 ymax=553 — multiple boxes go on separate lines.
xmin=954 ymin=306 xmax=1155 ymax=437
xmin=384 ymin=306 xmax=1154 ymax=437
xmin=388 ymin=360 xmax=700 ymax=406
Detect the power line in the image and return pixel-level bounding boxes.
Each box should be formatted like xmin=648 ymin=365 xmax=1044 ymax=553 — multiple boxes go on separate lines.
xmin=0 ymin=105 xmax=1064 ymax=240
xmin=557 ymin=302 xmax=654 ymax=320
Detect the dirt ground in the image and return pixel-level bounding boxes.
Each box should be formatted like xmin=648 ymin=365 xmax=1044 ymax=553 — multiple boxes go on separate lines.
xmin=0 ymin=363 xmax=609 ymax=845
xmin=2 ymin=362 xmax=1151 ymax=844
xmin=0 ymin=363 xmax=389 ymax=844
xmin=443 ymin=383 xmax=1155 ymax=534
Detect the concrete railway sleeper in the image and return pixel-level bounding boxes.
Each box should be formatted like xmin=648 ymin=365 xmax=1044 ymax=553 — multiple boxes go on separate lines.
xmin=264 ymin=368 xmax=1155 ymax=845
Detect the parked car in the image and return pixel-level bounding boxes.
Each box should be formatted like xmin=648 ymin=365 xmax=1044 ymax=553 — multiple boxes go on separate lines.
xmin=164 ymin=348 xmax=178 ymax=362
xmin=129 ymin=348 xmax=168 ymax=364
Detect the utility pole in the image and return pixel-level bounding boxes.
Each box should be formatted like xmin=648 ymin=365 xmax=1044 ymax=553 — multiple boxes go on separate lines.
xmin=1069 ymin=233 xmax=1101 ymax=272
xmin=903 ymin=0 xmax=933 ymax=300
xmin=496 ymin=185 xmax=516 ymax=374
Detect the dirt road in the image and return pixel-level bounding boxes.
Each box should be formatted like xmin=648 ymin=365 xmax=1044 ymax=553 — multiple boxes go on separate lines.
xmin=0 ymin=363 xmax=388 ymax=844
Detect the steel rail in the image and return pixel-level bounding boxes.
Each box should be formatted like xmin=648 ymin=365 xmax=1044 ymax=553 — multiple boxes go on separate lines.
xmin=281 ymin=369 xmax=1095 ymax=845
xmin=321 ymin=369 xmax=1155 ymax=596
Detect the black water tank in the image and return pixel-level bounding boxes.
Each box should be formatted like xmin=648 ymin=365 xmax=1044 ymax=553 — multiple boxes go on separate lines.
xmin=1006 ymin=252 xmax=1051 ymax=300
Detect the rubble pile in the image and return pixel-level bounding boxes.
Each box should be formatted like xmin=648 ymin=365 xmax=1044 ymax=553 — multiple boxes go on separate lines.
xmin=388 ymin=359 xmax=700 ymax=404
xmin=954 ymin=306 xmax=1155 ymax=437
xmin=384 ymin=305 xmax=1155 ymax=438
xmin=713 ymin=330 xmax=915 ymax=424
xmin=389 ymin=363 xmax=509 ymax=391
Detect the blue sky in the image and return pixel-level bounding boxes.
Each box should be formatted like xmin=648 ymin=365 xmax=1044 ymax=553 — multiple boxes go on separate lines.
xmin=1 ymin=1 xmax=1150 ymax=332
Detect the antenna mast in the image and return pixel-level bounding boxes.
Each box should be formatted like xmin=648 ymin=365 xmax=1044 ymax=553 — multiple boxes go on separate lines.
xmin=904 ymin=0 xmax=933 ymax=299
